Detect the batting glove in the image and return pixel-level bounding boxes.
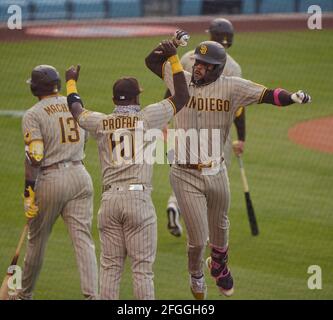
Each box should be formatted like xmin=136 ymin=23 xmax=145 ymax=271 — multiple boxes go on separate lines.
xmin=24 ymin=186 xmax=39 ymax=219
xmin=172 ymin=29 xmax=190 ymax=47
xmin=291 ymin=90 xmax=311 ymax=104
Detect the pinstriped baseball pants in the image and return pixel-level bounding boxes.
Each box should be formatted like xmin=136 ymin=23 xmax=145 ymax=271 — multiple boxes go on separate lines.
xmin=98 ymin=189 xmax=157 ymax=300
xmin=20 ymin=164 xmax=98 ymax=300
xmin=170 ymin=164 xmax=230 ymax=277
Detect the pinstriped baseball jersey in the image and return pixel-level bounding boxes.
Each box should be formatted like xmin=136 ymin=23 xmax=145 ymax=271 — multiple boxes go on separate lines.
xmin=163 ymin=64 xmax=265 ymax=164
xmin=22 ymin=95 xmax=86 ymax=167
xmin=77 ymin=99 xmax=175 ymax=186
xmin=179 ymin=51 xmax=242 ymax=167
xmin=78 ymin=99 xmax=175 ymax=300
xmin=20 ymin=95 xmax=98 ymax=300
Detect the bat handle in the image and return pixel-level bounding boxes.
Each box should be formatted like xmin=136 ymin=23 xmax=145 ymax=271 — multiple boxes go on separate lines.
xmin=237 ymin=155 xmax=249 ymax=193
xmin=10 ymin=224 xmax=28 ymax=266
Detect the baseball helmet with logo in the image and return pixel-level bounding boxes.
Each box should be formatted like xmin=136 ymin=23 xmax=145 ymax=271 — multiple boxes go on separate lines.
xmin=206 ymin=18 xmax=234 ymax=48
xmin=27 ymin=65 xmax=61 ymax=97
xmin=192 ymin=41 xmax=227 ymax=85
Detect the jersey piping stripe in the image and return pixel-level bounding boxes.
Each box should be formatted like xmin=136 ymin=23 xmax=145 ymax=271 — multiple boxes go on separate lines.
xmin=167 ymin=98 xmax=177 ymax=115
xmin=258 ymin=87 xmax=268 ymax=103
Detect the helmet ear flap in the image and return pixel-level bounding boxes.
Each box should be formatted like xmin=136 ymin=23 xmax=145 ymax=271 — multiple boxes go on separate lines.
xmin=204 ymin=64 xmax=224 ymax=84
xmin=30 ymin=79 xmax=61 ymax=96
xmin=55 ymin=79 xmax=61 ymax=93
xmin=30 ymin=82 xmax=39 ymax=96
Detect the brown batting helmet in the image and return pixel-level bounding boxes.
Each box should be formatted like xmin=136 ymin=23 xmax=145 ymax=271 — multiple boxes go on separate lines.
xmin=192 ymin=41 xmax=227 ymax=86
xmin=27 ymin=65 xmax=61 ymax=97
xmin=206 ymin=18 xmax=234 ymax=48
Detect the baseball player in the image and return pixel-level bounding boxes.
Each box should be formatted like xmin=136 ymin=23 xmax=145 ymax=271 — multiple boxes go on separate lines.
xmin=146 ymin=37 xmax=311 ymax=299
xmin=166 ymin=18 xmax=245 ymax=238
xmin=20 ymin=65 xmax=98 ymax=300
xmin=65 ymin=38 xmax=189 ymax=300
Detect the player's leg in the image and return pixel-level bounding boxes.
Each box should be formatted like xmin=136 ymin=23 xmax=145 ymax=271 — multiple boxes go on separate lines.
xmin=61 ymin=167 xmax=98 ymax=300
xmin=205 ymin=165 xmax=234 ymax=296
xmin=97 ymin=194 xmax=126 ymax=300
xmin=19 ymin=170 xmax=63 ymax=300
xmin=170 ymin=166 xmax=208 ymax=299
xmin=166 ymin=190 xmax=183 ymax=237
xmin=123 ymin=192 xmax=157 ymax=300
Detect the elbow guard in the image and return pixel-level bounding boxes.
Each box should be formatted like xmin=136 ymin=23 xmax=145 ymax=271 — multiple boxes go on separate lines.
xmin=25 ymin=140 xmax=44 ymax=167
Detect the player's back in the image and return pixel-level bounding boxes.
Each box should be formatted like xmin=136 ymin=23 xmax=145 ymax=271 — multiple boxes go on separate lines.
xmin=80 ymin=99 xmax=174 ymax=187
xmin=23 ymin=95 xmax=85 ymax=167
xmin=94 ymin=111 xmax=149 ymax=186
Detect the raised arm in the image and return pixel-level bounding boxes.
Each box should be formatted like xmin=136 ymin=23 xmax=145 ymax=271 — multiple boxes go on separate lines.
xmin=145 ymin=30 xmax=190 ymax=80
xmin=159 ymin=40 xmax=190 ymax=113
xmin=65 ymin=65 xmax=84 ymax=121
xmin=145 ymin=43 xmax=165 ymax=79
xmin=260 ymin=88 xmax=311 ymax=106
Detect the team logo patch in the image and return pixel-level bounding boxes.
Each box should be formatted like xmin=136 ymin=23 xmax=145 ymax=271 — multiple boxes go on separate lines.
xmin=200 ymin=45 xmax=208 ymax=55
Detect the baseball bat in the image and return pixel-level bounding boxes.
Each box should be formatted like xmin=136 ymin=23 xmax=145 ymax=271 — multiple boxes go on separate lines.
xmin=0 ymin=223 xmax=28 ymax=300
xmin=236 ymin=155 xmax=259 ymax=236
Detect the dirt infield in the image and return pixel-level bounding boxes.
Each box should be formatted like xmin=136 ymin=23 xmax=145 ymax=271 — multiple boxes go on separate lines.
xmin=1 ymin=13 xmax=333 ymax=42
xmin=288 ymin=116 xmax=333 ymax=154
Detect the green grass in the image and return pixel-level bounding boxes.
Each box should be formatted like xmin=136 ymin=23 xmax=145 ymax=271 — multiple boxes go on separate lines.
xmin=0 ymin=30 xmax=333 ymax=299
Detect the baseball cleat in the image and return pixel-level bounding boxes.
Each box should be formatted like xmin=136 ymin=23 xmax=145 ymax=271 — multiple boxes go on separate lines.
xmin=166 ymin=203 xmax=183 ymax=237
xmin=189 ymin=274 xmax=207 ymax=300
xmin=206 ymin=257 xmax=234 ymax=297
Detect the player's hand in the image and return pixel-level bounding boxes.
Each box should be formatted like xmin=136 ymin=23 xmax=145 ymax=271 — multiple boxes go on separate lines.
xmin=160 ymin=40 xmax=177 ymax=58
xmin=172 ymin=29 xmax=190 ymax=47
xmin=291 ymin=90 xmax=311 ymax=104
xmin=24 ymin=186 xmax=38 ymax=219
xmin=66 ymin=65 xmax=81 ymax=82
xmin=232 ymin=140 xmax=245 ymax=156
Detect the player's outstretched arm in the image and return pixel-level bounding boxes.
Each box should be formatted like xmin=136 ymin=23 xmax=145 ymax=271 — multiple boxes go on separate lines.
xmin=261 ymin=88 xmax=311 ymax=106
xmin=65 ymin=65 xmax=85 ymax=121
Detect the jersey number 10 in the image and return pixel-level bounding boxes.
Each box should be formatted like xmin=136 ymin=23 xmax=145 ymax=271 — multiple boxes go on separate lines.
xmin=109 ymin=131 xmax=135 ymax=164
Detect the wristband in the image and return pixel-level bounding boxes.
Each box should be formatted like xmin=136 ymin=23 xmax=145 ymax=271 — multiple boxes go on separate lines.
xmin=67 ymin=93 xmax=83 ymax=108
xmin=168 ymin=55 xmax=183 ymax=74
xmin=66 ymin=80 xmax=78 ymax=95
